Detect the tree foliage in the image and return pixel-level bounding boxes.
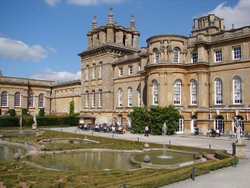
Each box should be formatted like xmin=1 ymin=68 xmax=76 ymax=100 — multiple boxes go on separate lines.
xmin=130 ymin=105 xmax=181 ymax=135
xmin=69 ymin=100 xmax=74 ymax=115
xmin=130 ymin=107 xmax=149 ymax=133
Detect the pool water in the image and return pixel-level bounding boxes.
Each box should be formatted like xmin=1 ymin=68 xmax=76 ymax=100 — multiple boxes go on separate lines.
xmin=0 ymin=145 xmax=26 ymax=161
xmin=28 ymin=151 xmax=139 ymax=171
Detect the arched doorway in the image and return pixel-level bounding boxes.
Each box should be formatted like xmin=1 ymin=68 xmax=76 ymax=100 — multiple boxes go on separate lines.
xmin=117 ymin=114 xmax=123 ymax=126
xmin=214 ymin=115 xmax=224 ymax=133
xmin=191 ymin=115 xmax=197 ymax=134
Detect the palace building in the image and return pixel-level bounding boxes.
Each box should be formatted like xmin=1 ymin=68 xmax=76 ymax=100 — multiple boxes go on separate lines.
xmin=1 ymin=9 xmax=250 ymax=135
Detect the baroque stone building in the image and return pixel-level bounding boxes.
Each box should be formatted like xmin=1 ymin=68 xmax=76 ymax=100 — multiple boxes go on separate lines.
xmin=1 ymin=9 xmax=250 ymax=135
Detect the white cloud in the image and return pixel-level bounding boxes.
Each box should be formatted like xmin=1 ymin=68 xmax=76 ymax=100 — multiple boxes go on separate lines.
xmin=67 ymin=0 xmax=124 ymax=6
xmin=0 ymin=37 xmax=47 ymax=62
xmin=44 ymin=0 xmax=61 ymax=7
xmin=31 ymin=69 xmax=81 ymax=82
xmin=47 ymin=47 xmax=58 ymax=53
xmin=207 ymin=0 xmax=250 ymax=29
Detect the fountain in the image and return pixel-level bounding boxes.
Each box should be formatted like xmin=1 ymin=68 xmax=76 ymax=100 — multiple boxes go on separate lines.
xmin=158 ymin=122 xmax=172 ymax=159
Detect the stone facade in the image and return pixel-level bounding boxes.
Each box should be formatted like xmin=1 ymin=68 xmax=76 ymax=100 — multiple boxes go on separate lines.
xmin=1 ymin=10 xmax=250 ymax=135
xmin=0 ymin=77 xmax=81 ymax=116
xmin=80 ymin=11 xmax=250 ymax=135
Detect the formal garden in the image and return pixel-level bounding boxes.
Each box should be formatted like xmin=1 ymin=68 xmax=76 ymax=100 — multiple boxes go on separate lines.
xmin=0 ymin=106 xmax=238 ymax=187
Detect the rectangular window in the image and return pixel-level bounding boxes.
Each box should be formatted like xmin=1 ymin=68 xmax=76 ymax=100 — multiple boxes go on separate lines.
xmin=176 ymin=119 xmax=184 ymax=133
xmin=214 ymin=49 xmax=222 ymax=62
xmin=192 ymin=52 xmax=198 ymax=63
xmin=233 ymin=46 xmax=241 ymax=60
xmin=119 ymin=67 xmax=123 ymax=76
xmin=99 ymin=64 xmax=103 ymax=78
xmin=128 ymin=66 xmax=133 ymax=75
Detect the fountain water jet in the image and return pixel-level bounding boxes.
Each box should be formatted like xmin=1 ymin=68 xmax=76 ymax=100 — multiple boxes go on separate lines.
xmin=158 ymin=122 xmax=172 ymax=159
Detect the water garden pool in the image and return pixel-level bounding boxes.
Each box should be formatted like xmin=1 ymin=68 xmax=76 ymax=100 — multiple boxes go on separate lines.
xmin=27 ymin=150 xmax=139 ymax=171
xmin=0 ymin=144 xmax=27 ymax=161
xmin=25 ymin=149 xmax=200 ymax=171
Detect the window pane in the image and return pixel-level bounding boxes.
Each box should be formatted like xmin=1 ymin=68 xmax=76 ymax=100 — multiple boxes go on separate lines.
xmin=1 ymin=91 xmax=8 ymax=107
xmin=233 ymin=77 xmax=242 ymax=104
xmin=233 ymin=46 xmax=241 ymax=60
xmin=190 ymin=80 xmax=197 ymax=105
xmin=14 ymin=92 xmax=21 ymax=107
xmin=192 ymin=52 xmax=198 ymax=63
xmin=38 ymin=94 xmax=44 ymax=108
xmin=174 ymin=80 xmax=181 ymax=105
xmin=153 ymin=80 xmax=158 ymax=105
xmin=173 ymin=49 xmax=179 ymax=63
xmin=214 ymin=49 xmax=222 ymax=62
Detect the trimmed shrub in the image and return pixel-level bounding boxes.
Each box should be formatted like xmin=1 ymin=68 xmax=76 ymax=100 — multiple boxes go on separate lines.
xmin=22 ymin=108 xmax=28 ymax=116
xmin=6 ymin=109 xmax=16 ymax=117
xmin=38 ymin=108 xmax=45 ymax=117
xmin=0 ymin=116 xmax=19 ymax=127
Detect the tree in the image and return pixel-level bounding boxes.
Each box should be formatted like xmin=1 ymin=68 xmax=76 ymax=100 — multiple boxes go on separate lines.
xmin=130 ymin=107 xmax=149 ymax=133
xmin=69 ymin=100 xmax=74 ymax=115
xmin=130 ymin=105 xmax=181 ymax=135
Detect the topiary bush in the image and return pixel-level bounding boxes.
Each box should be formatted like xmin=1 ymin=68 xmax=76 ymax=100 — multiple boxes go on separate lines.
xmin=38 ymin=108 xmax=45 ymax=117
xmin=21 ymin=108 xmax=28 ymax=116
xmin=6 ymin=109 xmax=16 ymax=117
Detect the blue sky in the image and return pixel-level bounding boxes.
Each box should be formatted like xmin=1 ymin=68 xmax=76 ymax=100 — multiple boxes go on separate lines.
xmin=0 ymin=0 xmax=249 ymax=82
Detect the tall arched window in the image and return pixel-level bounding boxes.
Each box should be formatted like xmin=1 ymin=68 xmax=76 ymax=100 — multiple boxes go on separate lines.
xmin=99 ymin=90 xmax=103 ymax=107
xmin=118 ymin=88 xmax=123 ymax=107
xmin=92 ymin=90 xmax=95 ymax=107
xmin=38 ymin=93 xmax=44 ymax=108
xmin=215 ymin=115 xmax=224 ymax=133
xmin=233 ymin=76 xmax=242 ymax=104
xmin=154 ymin=49 xmax=160 ymax=64
xmin=85 ymin=91 xmax=89 ymax=107
xmin=152 ymin=80 xmax=158 ymax=105
xmin=174 ymin=80 xmax=182 ymax=105
xmin=28 ymin=93 xmax=34 ymax=108
xmin=128 ymin=87 xmax=132 ymax=107
xmin=173 ymin=48 xmax=180 ymax=63
xmin=14 ymin=92 xmax=21 ymax=107
xmin=1 ymin=91 xmax=8 ymax=107
xmin=190 ymin=80 xmax=197 ymax=105
xmin=215 ymin=78 xmax=223 ymax=104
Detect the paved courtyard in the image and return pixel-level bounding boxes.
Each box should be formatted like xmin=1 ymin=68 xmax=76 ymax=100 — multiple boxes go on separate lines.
xmin=48 ymin=127 xmax=250 ymax=188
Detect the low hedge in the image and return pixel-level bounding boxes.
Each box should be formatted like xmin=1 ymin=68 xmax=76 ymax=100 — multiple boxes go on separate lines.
xmin=0 ymin=115 xmax=79 ymax=127
xmin=0 ymin=117 xmax=19 ymax=127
